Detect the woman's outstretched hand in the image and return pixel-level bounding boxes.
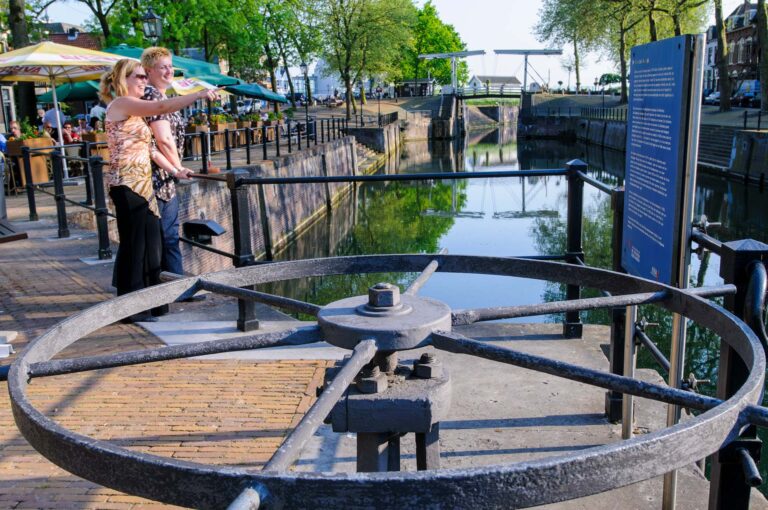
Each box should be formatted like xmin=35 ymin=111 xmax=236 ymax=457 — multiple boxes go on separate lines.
xmin=198 ymin=89 xmax=220 ymax=102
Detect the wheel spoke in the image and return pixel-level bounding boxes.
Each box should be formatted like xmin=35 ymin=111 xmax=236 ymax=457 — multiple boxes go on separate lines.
xmin=159 ymin=272 xmax=322 ymax=316
xmin=431 ymin=330 xmax=721 ymax=411
xmin=263 ymin=339 xmax=377 ymax=472
xmin=198 ymin=279 xmax=322 ymax=316
xmin=404 ymin=249 xmax=447 ymax=296
xmin=27 ymin=326 xmax=323 ymax=379
xmin=451 ymin=285 xmax=736 ymax=325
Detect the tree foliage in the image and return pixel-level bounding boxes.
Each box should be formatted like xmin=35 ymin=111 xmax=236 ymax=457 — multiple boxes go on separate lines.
xmin=398 ymin=1 xmax=468 ymax=85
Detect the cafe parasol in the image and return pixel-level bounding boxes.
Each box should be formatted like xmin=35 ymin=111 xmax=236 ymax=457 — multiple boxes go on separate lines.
xmin=0 ymin=41 xmax=127 ymax=177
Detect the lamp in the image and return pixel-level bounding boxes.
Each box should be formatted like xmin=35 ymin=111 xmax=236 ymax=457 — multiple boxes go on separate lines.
xmin=299 ymin=61 xmax=310 ymax=133
xmin=142 ymin=7 xmax=163 ymax=42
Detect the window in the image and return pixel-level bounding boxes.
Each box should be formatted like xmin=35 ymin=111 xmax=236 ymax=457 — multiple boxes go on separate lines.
xmin=728 ymin=42 xmax=735 ymax=64
xmin=737 ymin=39 xmax=744 ymax=63
xmin=745 ymin=38 xmax=753 ymax=64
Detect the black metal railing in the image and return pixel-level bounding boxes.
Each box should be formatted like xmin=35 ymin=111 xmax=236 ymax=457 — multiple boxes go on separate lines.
xmin=580 ymin=107 xmax=628 ymax=122
xmin=743 ymin=109 xmax=764 ymax=130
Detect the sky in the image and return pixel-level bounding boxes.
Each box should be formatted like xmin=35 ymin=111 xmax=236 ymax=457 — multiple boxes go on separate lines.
xmin=47 ymin=0 xmax=747 ymax=89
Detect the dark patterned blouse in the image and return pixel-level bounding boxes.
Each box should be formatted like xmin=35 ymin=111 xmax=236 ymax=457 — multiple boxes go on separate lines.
xmin=142 ymin=84 xmax=186 ymax=202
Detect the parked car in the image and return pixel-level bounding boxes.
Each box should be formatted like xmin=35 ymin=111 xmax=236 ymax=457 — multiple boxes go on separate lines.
xmin=284 ymin=92 xmax=306 ymax=104
xmin=703 ymin=91 xmax=720 ymax=105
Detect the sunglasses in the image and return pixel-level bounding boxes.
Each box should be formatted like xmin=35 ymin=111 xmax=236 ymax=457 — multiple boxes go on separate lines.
xmin=132 ymin=74 xmax=149 ymax=81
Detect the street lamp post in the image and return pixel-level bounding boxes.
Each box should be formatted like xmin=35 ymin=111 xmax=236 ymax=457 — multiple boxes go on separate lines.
xmin=376 ymin=85 xmax=382 ymax=125
xmin=300 ymin=61 xmax=310 ymax=142
xmin=142 ymin=7 xmax=163 ymax=43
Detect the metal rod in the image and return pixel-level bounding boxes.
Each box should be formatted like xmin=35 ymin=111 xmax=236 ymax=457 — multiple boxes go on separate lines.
xmin=576 ymin=170 xmax=615 ymax=195
xmin=405 ymin=248 xmax=448 ymax=296
xmin=245 ymin=128 xmax=252 ymax=165
xmin=450 ymin=285 xmax=735 ymax=325
xmin=25 ymin=326 xmax=322 ymax=379
xmin=177 ymin=237 xmax=238 ymax=260
xmin=264 ymin=339 xmax=377 ymax=472
xmin=431 ymin=331 xmax=722 ymax=412
xmin=691 ymin=228 xmax=723 ymax=254
xmin=51 ymin=149 xmax=70 ymax=238
xmin=622 ymin=306 xmax=638 ymax=439
xmin=21 ymin=148 xmax=39 ymax=221
xmin=196 ymin=279 xmax=322 ymax=316
xmin=635 ymin=328 xmax=671 ymax=374
xmin=225 ymin=128 xmax=232 ymax=170
xmin=237 ymin=168 xmax=568 ymax=186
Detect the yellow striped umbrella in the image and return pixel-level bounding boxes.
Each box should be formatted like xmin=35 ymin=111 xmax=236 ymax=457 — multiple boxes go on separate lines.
xmin=0 ymin=42 xmax=131 ymax=177
xmin=169 ymin=77 xmax=230 ymax=96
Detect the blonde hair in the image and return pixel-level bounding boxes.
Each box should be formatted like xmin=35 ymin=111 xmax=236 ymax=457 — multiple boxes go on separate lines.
xmin=98 ymin=59 xmax=143 ymax=104
xmin=141 ymin=46 xmax=172 ymax=70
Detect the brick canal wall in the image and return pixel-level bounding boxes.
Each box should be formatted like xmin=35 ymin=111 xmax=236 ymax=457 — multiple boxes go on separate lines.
xmin=70 ymin=137 xmax=359 ymax=276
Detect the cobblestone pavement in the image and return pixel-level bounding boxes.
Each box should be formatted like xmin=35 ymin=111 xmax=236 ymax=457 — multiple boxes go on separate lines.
xmin=0 ymin=219 xmax=331 ymax=509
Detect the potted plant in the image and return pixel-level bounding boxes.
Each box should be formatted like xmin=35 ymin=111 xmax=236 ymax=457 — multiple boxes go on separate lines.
xmin=7 ymin=120 xmax=56 ymax=185
xmin=81 ymin=123 xmax=110 ymax=162
xmin=185 ymin=115 xmax=209 ymax=159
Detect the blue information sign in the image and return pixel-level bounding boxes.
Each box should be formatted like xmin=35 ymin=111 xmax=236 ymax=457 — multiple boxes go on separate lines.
xmin=621 ymin=36 xmax=695 ymax=285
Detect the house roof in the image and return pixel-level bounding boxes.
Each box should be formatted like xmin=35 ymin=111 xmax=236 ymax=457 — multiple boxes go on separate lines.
xmin=49 ymin=33 xmax=102 ymax=51
xmin=472 ymin=75 xmax=521 ymax=85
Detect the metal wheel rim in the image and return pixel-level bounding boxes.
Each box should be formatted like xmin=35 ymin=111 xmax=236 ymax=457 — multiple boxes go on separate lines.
xmin=8 ymin=255 xmax=765 ymax=509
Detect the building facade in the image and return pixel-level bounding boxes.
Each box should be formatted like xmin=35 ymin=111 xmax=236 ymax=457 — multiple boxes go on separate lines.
xmin=704 ymin=3 xmax=760 ymax=93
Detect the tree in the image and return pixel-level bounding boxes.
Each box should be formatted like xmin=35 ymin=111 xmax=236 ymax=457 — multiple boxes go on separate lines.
xmin=8 ymin=0 xmax=37 ymax=122
xmin=399 ymin=1 xmax=468 ymax=85
xmin=713 ymin=0 xmax=731 ymax=111
xmin=319 ymin=0 xmax=415 ymax=120
xmin=70 ymin=0 xmax=119 ymax=40
xmin=535 ymin=0 xmax=604 ymax=93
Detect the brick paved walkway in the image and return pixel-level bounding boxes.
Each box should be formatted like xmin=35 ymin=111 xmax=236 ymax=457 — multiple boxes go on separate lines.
xmin=0 ymin=219 xmax=330 ymax=509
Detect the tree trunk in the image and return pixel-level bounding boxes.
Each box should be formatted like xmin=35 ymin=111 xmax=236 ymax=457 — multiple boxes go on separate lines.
xmin=648 ymin=5 xmax=658 ymax=41
xmin=758 ymin=0 xmax=768 ymax=112
xmin=672 ymin=12 xmax=682 ymax=37
xmin=345 ymin=74 xmax=353 ymax=120
xmin=573 ymin=39 xmax=581 ymax=93
xmin=96 ymin=12 xmax=111 ymax=40
xmin=619 ymin=20 xmax=629 ymax=104
xmin=9 ymin=0 xmax=36 ymax=123
xmin=714 ymin=0 xmax=731 ymax=111
xmin=283 ymin=55 xmax=297 ymax=108
xmin=265 ymin=45 xmax=280 ymax=115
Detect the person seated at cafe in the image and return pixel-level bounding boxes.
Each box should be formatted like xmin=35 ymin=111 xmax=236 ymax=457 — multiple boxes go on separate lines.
xmin=62 ymin=121 xmax=80 ymax=143
xmin=88 ymin=116 xmax=103 ymax=133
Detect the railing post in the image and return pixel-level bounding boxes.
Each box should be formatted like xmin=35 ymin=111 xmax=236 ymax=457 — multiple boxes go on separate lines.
xmin=245 ymin=127 xmax=252 ymax=165
xmin=314 ymin=119 xmax=318 ymax=146
xmin=21 ymin=148 xmax=38 ymax=221
xmin=743 ymin=110 xmax=748 ymax=129
xmin=262 ymin=125 xmax=268 ymax=160
xmin=51 ymin=148 xmax=70 ymax=238
xmin=564 ymin=159 xmax=586 ymax=338
xmin=90 ymin=156 xmax=113 ymax=260
xmin=708 ymin=240 xmax=768 ymax=510
xmin=275 ymin=124 xmax=281 ymax=157
xmin=297 ymin=122 xmax=302 ymax=150
xmin=226 ymin=169 xmax=259 ymax=332
xmin=82 ymin=141 xmax=94 ymax=206
xmin=287 ymin=119 xmax=293 ymax=153
xmin=200 ymin=132 xmax=208 ymax=174
xmin=605 ymin=187 xmax=626 ymax=421
xmin=224 ymin=128 xmax=232 ymax=170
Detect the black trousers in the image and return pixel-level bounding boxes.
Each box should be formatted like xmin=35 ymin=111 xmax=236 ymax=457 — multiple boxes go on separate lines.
xmin=109 ymin=185 xmax=162 ymax=296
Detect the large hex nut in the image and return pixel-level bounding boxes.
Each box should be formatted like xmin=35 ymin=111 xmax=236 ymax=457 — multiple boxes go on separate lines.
xmin=357 ymin=373 xmax=388 ymax=394
xmin=368 ymin=283 xmax=400 ymax=308
xmin=415 ymin=361 xmax=443 ymax=379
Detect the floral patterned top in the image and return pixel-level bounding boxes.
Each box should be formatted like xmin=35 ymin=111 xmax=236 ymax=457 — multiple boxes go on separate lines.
xmin=143 ymin=84 xmax=185 ymax=203
xmin=105 ymin=112 xmax=159 ymax=218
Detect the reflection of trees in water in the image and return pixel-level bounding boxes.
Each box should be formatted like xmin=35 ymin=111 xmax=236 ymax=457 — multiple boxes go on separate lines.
xmin=259 ymin=180 xmax=467 ymax=308
xmin=529 ymin=192 xmax=722 ymax=390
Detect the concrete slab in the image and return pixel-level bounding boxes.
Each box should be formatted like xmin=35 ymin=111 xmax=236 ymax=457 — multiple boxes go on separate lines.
xmin=291 ymin=322 xmax=768 ymax=510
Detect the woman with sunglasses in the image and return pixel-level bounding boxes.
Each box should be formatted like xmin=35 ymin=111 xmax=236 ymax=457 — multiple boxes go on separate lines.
xmin=99 ymin=59 xmax=218 ymax=322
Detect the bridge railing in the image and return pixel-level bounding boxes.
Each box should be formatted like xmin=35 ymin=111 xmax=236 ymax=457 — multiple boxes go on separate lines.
xmin=456 ymin=85 xmax=522 ymax=97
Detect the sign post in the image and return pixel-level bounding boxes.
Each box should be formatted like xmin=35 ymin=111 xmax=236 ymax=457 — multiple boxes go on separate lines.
xmin=619 ymin=34 xmax=705 ymax=510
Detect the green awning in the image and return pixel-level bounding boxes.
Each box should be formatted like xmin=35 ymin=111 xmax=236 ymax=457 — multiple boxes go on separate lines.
xmin=38 ymin=80 xmax=99 ymax=102
xmin=102 ymin=45 xmax=239 ymax=86
xmin=224 ymin=83 xmax=287 ymax=103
